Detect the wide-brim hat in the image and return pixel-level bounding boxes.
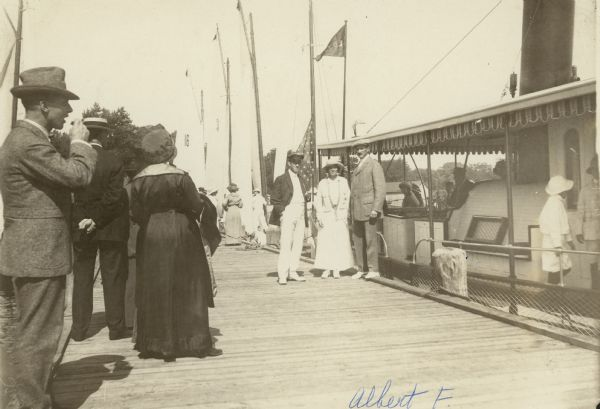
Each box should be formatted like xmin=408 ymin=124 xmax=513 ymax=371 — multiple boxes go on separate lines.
xmin=545 ymin=175 xmax=574 ymax=195
xmin=352 ymin=137 xmax=371 ymax=148
xmin=83 ymin=117 xmax=110 ymax=131
xmin=227 ymin=183 xmax=239 ymax=192
xmin=208 ymin=188 xmax=218 ymax=195
xmin=322 ymin=158 xmax=344 ymax=172
xmin=586 ymin=154 xmax=598 ymax=175
xmin=137 ymin=124 xmax=176 ymax=164
xmin=287 ymin=150 xmax=304 ymax=161
xmin=10 ymin=66 xmax=79 ymax=100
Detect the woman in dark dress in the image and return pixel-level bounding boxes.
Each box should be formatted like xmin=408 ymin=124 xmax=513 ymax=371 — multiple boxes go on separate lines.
xmin=130 ymin=125 xmax=222 ymax=361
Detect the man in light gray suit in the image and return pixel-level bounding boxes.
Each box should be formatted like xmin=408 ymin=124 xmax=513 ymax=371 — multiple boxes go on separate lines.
xmin=0 ymin=67 xmax=96 ymax=409
xmin=349 ymin=138 xmax=386 ymax=279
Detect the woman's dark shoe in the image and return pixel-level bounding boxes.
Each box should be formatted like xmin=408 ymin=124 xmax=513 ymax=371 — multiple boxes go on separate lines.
xmin=205 ymin=347 xmax=223 ymax=357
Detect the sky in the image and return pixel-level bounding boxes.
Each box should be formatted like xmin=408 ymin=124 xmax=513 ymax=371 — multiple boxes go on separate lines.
xmin=0 ymin=0 xmax=597 ymax=191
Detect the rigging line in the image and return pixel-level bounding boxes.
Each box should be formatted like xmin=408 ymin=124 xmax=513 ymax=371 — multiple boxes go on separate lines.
xmin=367 ymin=0 xmax=504 ymax=134
xmin=511 ymin=0 xmax=541 ymax=71
xmin=317 ymin=57 xmax=339 ymax=141
xmin=316 ymin=62 xmax=331 ymax=142
xmin=186 ymin=70 xmax=204 ymax=129
xmin=291 ymin=45 xmax=303 ymax=143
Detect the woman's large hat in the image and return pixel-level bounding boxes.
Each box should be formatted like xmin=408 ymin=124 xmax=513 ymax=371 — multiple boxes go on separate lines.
xmin=545 ymin=175 xmax=574 ymax=195
xmin=10 ymin=66 xmax=79 ymax=100
xmin=137 ymin=124 xmax=176 ymax=164
xmin=322 ymin=158 xmax=344 ymax=172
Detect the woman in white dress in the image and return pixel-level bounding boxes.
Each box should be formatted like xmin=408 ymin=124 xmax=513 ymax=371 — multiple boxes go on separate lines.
xmin=539 ymin=175 xmax=576 ymax=284
xmin=314 ymin=159 xmax=354 ymax=278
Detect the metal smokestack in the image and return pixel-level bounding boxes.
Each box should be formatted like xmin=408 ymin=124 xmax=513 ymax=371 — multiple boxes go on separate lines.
xmin=519 ymin=0 xmax=575 ymax=96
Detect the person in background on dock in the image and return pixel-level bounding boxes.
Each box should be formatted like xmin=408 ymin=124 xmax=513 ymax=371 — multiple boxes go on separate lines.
xmin=576 ymin=155 xmax=600 ymax=290
xmin=250 ymin=188 xmax=268 ymax=246
xmin=130 ymin=125 xmax=221 ymax=362
xmin=350 ymin=139 xmax=386 ymax=280
xmin=222 ymin=183 xmax=244 ymax=245
xmin=313 ymin=159 xmax=354 ymax=279
xmin=0 ymin=66 xmax=96 ymax=409
xmin=269 ymin=150 xmax=308 ymax=285
xmin=539 ymin=175 xmax=576 ymax=285
xmin=207 ymin=188 xmax=223 ymax=228
xmin=70 ymin=117 xmax=130 ymax=342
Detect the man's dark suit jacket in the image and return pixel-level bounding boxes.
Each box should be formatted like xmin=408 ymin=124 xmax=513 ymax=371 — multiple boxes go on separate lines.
xmin=268 ymin=170 xmax=307 ymax=227
xmin=72 ymin=144 xmax=129 ymax=242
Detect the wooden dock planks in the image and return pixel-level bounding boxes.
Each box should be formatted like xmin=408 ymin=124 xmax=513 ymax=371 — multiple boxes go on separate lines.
xmin=52 ymin=246 xmax=599 ymax=408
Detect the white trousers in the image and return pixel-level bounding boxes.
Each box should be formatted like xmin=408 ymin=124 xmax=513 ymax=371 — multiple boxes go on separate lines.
xmin=277 ymin=204 xmax=305 ymax=280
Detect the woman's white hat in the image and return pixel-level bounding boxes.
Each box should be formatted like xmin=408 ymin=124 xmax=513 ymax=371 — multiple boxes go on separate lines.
xmin=322 ymin=158 xmax=344 ymax=171
xmin=545 ymin=175 xmax=574 ymax=195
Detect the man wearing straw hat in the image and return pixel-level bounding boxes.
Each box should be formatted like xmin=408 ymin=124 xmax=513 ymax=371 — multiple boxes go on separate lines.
xmin=269 ymin=150 xmax=308 ymax=285
xmin=0 ymin=66 xmax=96 ymax=409
xmin=71 ymin=117 xmax=130 ymax=342
xmin=350 ymin=138 xmax=386 ymax=279
xmin=576 ymin=155 xmax=600 ymax=289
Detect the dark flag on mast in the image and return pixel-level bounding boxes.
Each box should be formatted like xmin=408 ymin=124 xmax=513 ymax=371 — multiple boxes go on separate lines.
xmin=315 ymin=25 xmax=346 ymax=61
xmin=296 ymin=118 xmax=316 ymax=190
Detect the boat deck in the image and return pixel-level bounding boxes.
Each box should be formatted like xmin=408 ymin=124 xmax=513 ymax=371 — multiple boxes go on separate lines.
xmin=52 ymin=246 xmax=599 ymax=408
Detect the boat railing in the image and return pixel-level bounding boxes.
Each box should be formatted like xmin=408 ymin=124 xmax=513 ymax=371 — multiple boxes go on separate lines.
xmin=378 ymin=237 xmax=600 ymax=340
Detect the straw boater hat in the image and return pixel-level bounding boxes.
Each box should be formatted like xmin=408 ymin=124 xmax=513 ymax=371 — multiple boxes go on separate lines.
xmin=352 ymin=138 xmax=371 ymax=148
xmin=11 ymin=66 xmax=79 ymax=100
xmin=83 ymin=117 xmax=110 ymax=131
xmin=137 ymin=124 xmax=176 ymax=164
xmin=322 ymin=158 xmax=344 ymax=172
xmin=227 ymin=183 xmax=239 ymax=192
xmin=208 ymin=188 xmax=218 ymax=195
xmin=545 ymin=175 xmax=574 ymax=195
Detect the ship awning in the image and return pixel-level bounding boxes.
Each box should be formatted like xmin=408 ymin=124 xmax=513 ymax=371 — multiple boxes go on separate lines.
xmin=318 ymin=79 xmax=596 ymax=156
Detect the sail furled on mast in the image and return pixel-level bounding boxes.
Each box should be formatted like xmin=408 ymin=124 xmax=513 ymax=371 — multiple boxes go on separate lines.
xmin=315 ymin=24 xmax=346 ymax=61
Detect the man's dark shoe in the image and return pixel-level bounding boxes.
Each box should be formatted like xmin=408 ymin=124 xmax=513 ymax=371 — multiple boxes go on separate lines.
xmin=70 ymin=331 xmax=86 ymax=342
xmin=109 ymin=328 xmax=132 ymax=340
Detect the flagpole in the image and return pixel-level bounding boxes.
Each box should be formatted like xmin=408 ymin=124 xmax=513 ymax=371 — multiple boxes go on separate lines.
xmin=11 ymin=0 xmax=23 ymax=128
xmin=341 ymin=20 xmax=347 ymax=140
xmin=309 ymin=0 xmax=317 ymax=198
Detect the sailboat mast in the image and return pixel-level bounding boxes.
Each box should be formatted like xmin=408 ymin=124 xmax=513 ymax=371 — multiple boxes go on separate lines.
xmin=237 ymin=1 xmax=267 ymax=195
xmin=227 ymin=58 xmax=232 ymax=185
xmin=11 ymin=0 xmax=23 ymax=127
xmin=341 ymin=20 xmax=347 ymax=140
xmin=309 ymin=0 xmax=317 ymax=195
xmin=249 ymin=13 xmax=267 ymax=195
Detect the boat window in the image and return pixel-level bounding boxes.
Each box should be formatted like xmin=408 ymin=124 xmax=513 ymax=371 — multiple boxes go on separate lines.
xmin=514 ymin=126 xmax=549 ymax=184
xmin=564 ymin=129 xmax=581 ymax=209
